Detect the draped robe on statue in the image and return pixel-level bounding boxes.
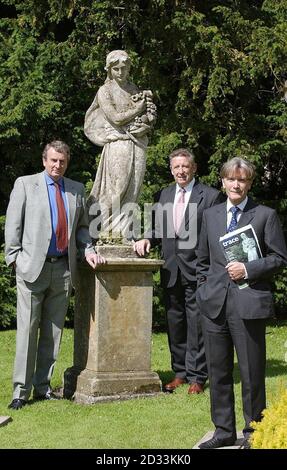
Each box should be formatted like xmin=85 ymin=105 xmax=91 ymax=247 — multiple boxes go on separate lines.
xmin=84 ymin=79 xmax=150 ymax=239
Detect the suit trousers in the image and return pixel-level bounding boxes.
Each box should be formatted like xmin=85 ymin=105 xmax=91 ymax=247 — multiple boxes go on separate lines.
xmin=164 ymin=272 xmax=207 ymax=384
xmin=201 ymin=288 xmax=266 ymax=440
xmin=13 ymin=257 xmax=72 ymax=400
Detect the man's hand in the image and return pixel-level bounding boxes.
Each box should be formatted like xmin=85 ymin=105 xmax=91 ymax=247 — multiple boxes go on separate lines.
xmin=85 ymin=252 xmax=106 ymax=269
xmin=133 ymin=239 xmax=151 ymax=257
xmin=225 ymin=261 xmax=246 ymax=281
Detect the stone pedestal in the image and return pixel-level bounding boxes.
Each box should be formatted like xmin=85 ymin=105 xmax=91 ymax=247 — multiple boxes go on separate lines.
xmin=64 ymin=246 xmax=163 ymax=403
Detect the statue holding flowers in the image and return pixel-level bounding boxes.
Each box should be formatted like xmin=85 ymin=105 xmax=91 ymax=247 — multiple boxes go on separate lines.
xmin=84 ymin=50 xmax=156 ymax=241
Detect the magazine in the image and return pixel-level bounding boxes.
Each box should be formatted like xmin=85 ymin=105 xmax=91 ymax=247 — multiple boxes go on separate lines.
xmin=219 ymin=224 xmax=262 ymax=289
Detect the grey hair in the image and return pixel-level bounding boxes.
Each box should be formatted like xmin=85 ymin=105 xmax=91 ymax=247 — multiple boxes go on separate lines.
xmin=42 ymin=140 xmax=70 ymax=162
xmin=169 ymin=148 xmax=196 ymax=166
xmin=220 ymin=157 xmax=256 ymax=181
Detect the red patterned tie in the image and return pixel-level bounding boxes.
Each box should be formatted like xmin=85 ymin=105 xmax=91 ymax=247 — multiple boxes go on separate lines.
xmin=174 ymin=188 xmax=186 ymax=234
xmin=55 ymin=181 xmax=68 ymax=252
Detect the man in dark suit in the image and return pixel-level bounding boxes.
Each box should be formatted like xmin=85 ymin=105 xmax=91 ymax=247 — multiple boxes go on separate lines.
xmin=196 ymin=157 xmax=287 ymax=449
xmin=134 ymin=148 xmax=223 ymax=394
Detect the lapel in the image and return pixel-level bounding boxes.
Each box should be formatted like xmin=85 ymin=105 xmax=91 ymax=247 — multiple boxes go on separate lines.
xmin=64 ymin=177 xmax=77 ymax=236
xmin=189 ymin=181 xmax=203 ymax=206
xmin=162 ymin=184 xmax=176 ymax=204
xmin=237 ymin=197 xmax=257 ymax=229
xmin=37 ymin=172 xmax=52 ymax=232
xmin=183 ymin=181 xmax=203 ymax=230
xmin=163 ymin=184 xmax=176 ymax=237
xmin=214 ymin=202 xmax=228 ymax=239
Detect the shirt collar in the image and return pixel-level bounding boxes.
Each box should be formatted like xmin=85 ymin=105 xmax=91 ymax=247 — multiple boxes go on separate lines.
xmin=227 ymin=196 xmax=248 ymax=213
xmin=44 ymin=172 xmax=64 ymax=188
xmin=176 ymin=178 xmax=195 ymax=194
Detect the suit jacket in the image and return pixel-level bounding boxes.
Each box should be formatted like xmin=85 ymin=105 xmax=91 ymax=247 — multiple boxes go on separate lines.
xmin=149 ymin=181 xmax=223 ymax=288
xmin=196 ymin=198 xmax=287 ymax=319
xmin=5 ymin=171 xmax=94 ymax=286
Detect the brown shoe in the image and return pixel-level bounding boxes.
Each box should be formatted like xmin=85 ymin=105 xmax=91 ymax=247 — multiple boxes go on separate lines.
xmin=164 ymin=378 xmax=186 ymax=392
xmin=188 ymin=382 xmax=204 ymax=394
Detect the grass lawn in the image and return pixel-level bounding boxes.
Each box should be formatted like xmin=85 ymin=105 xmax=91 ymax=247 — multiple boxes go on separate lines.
xmin=0 ymin=321 xmax=286 ymax=449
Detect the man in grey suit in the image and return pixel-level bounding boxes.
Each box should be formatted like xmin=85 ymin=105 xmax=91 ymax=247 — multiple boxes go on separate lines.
xmin=196 ymin=157 xmax=287 ymax=449
xmin=5 ymin=140 xmax=105 ymax=410
xmin=134 ymin=148 xmax=223 ymax=394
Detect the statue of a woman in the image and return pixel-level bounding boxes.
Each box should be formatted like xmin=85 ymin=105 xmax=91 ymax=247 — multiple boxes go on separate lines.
xmin=84 ymin=50 xmax=156 ymax=241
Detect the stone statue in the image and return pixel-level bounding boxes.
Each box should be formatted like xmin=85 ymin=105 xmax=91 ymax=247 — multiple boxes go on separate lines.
xmin=84 ymin=50 xmax=156 ymax=241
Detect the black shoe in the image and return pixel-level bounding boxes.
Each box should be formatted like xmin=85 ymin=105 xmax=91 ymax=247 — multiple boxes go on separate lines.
xmin=34 ymin=391 xmax=59 ymax=401
xmin=8 ymin=398 xmax=27 ymax=410
xmin=239 ymin=437 xmax=251 ymax=449
xmin=199 ymin=436 xmax=236 ymax=449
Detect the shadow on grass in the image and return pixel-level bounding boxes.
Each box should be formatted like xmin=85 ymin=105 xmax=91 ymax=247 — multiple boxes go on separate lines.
xmin=156 ymin=370 xmax=176 ymax=387
xmin=156 ymin=357 xmax=286 ymax=389
xmin=258 ymin=358 xmax=284 ymax=378
xmin=225 ymin=358 xmax=287 ymax=385
xmin=155 ymin=370 xmax=209 ymax=392
xmin=154 ymin=318 xmax=287 ymax=388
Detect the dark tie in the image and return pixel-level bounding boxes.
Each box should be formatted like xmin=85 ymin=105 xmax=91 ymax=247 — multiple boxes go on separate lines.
xmin=55 ymin=181 xmax=68 ymax=252
xmin=227 ymin=206 xmax=240 ymax=232
xmin=174 ymin=188 xmax=186 ymax=234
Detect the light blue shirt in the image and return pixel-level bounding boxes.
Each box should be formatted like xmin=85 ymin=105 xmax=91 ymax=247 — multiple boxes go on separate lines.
xmin=45 ymin=172 xmax=69 ymax=256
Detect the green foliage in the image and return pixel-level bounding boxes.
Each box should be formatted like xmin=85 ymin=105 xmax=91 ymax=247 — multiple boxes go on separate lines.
xmin=139 ymin=132 xmax=183 ymax=206
xmin=0 ymin=215 xmax=5 ymax=246
xmin=152 ymin=270 xmax=166 ymax=332
xmin=0 ymin=251 xmax=17 ymax=329
xmin=273 ymin=269 xmax=287 ymax=319
xmin=0 ymin=216 xmax=16 ymax=328
xmin=0 ymin=1 xmax=286 ymax=325
xmin=0 ymin=0 xmax=286 ymax=201
xmin=1 ymin=322 xmax=286 ymax=448
xmin=251 ymin=386 xmax=287 ymax=448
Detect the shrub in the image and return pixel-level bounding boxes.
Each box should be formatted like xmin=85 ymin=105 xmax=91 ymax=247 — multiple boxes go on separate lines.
xmin=273 ymin=269 xmax=287 ymax=320
xmin=152 ymin=270 xmax=166 ymax=332
xmin=0 ymin=251 xmax=17 ymax=329
xmin=0 ymin=216 xmax=16 ymax=328
xmin=251 ymin=388 xmax=287 ymax=448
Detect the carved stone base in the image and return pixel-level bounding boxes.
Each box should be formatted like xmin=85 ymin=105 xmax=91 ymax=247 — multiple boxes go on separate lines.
xmin=64 ymin=368 xmax=161 ymax=403
xmin=63 ymin=246 xmax=163 ymax=404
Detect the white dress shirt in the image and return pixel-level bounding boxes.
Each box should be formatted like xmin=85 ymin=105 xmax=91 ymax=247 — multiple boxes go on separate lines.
xmin=173 ymin=179 xmax=195 ymax=217
xmin=226 ymin=197 xmax=248 ymax=230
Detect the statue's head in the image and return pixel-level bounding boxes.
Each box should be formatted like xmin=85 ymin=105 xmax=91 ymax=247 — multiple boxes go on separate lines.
xmin=105 ymin=50 xmax=131 ymax=79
